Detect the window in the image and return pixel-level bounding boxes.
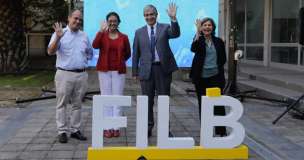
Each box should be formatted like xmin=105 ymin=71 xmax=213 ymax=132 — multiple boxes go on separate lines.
xmin=234 ymin=0 xmax=264 ymax=61
xmin=272 ymin=0 xmax=299 ymax=43
xmin=246 ymin=0 xmax=264 ymax=43
xmin=271 ymin=47 xmax=298 ymax=65
xmin=247 ymin=47 xmax=264 ymax=61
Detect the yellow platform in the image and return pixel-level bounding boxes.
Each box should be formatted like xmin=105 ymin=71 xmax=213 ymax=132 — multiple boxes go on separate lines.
xmin=87 ymin=145 xmax=248 ymax=160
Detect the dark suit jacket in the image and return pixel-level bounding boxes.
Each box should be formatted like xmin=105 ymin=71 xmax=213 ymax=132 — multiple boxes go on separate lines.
xmin=132 ymin=22 xmax=180 ymax=80
xmin=92 ymin=30 xmax=131 ymax=74
xmin=189 ymin=35 xmax=227 ymax=88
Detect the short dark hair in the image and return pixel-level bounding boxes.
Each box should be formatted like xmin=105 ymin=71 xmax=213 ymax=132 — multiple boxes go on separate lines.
xmin=69 ymin=9 xmax=81 ymax=16
xmin=201 ymin=18 xmax=216 ymax=36
xmin=106 ymin=12 xmax=121 ymax=23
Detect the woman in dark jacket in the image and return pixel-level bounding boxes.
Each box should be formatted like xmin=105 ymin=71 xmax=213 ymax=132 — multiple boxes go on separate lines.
xmin=190 ymin=17 xmax=227 ymax=137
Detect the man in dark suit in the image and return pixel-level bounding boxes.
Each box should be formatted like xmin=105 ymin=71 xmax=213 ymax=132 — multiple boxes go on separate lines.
xmin=132 ymin=3 xmax=180 ymax=137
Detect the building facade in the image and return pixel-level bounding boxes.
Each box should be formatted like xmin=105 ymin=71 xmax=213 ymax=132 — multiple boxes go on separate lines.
xmin=221 ymin=0 xmax=304 ymax=72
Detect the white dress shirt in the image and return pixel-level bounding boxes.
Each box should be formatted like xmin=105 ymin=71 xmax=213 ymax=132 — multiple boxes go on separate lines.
xmin=146 ymin=22 xmax=160 ymax=62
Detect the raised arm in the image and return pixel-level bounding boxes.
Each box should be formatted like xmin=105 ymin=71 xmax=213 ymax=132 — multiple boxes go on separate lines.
xmin=48 ymin=22 xmax=67 ymax=55
xmin=166 ymin=2 xmax=180 ymax=38
xmin=190 ymin=35 xmax=201 ymax=53
xmin=194 ymin=19 xmax=202 ymax=42
xmin=191 ymin=19 xmax=203 ymax=53
xmin=92 ymin=20 xmax=108 ymax=49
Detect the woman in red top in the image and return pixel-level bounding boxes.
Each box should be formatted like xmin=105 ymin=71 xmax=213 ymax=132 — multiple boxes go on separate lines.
xmin=92 ymin=12 xmax=131 ymax=138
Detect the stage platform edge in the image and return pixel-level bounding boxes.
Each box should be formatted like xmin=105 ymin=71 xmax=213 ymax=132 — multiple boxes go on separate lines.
xmin=87 ymin=145 xmax=248 ymax=159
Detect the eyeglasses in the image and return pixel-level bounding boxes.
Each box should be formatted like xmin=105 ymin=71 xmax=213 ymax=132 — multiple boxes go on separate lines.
xmin=203 ymin=24 xmax=212 ymax=27
xmin=144 ymin=13 xmax=156 ymax=17
xmin=108 ymin=20 xmax=118 ymax=24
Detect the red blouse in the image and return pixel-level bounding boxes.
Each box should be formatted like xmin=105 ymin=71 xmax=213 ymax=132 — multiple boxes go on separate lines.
xmin=108 ymin=38 xmax=118 ymax=71
xmin=92 ymin=30 xmax=131 ymax=74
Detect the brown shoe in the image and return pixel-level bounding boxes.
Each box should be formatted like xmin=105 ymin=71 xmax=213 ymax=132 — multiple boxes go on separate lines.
xmin=113 ymin=130 xmax=119 ymax=137
xmin=104 ymin=130 xmax=112 ymax=138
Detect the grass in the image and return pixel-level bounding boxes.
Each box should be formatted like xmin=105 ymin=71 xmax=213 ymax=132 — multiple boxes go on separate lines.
xmin=0 ymin=70 xmax=56 ymax=88
xmin=0 ymin=90 xmax=44 ymax=108
xmin=0 ymin=70 xmax=56 ymax=107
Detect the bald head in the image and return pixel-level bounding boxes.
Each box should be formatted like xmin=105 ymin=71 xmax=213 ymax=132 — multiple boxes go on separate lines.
xmin=69 ymin=9 xmax=82 ymax=17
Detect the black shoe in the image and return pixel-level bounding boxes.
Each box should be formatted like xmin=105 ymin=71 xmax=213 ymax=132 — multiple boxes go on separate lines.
xmin=148 ymin=131 xmax=152 ymax=137
xmin=71 ymin=131 xmax=87 ymax=140
xmin=169 ymin=132 xmax=173 ymax=137
xmin=58 ymin=133 xmax=67 ymax=143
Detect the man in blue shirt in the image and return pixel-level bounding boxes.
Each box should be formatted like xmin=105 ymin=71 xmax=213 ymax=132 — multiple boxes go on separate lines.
xmin=48 ymin=9 xmax=93 ymax=143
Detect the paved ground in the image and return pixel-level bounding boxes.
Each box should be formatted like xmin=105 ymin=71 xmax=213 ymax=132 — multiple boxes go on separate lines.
xmin=0 ymin=69 xmax=303 ymax=160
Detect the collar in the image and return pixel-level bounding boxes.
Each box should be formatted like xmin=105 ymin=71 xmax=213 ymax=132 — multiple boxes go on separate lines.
xmin=202 ymin=35 xmax=215 ymax=41
xmin=205 ymin=37 xmax=212 ymax=44
xmin=147 ymin=22 xmax=157 ymax=29
xmin=66 ymin=25 xmax=79 ymax=34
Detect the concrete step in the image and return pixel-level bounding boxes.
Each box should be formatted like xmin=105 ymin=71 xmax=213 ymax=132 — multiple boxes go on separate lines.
xmin=224 ymin=66 xmax=304 ymax=94
xmin=224 ymin=72 xmax=304 ymax=109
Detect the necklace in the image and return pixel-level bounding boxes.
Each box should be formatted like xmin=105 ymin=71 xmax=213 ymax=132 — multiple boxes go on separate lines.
xmin=206 ymin=39 xmax=211 ymax=48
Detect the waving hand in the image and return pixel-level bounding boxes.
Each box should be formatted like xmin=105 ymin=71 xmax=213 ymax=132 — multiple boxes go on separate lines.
xmin=165 ymin=2 xmax=178 ymax=21
xmin=99 ymin=20 xmax=108 ymax=33
xmin=53 ymin=22 xmax=67 ymax=38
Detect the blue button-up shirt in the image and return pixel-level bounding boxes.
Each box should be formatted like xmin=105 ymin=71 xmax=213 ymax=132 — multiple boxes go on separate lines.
xmin=48 ymin=26 xmax=93 ymax=70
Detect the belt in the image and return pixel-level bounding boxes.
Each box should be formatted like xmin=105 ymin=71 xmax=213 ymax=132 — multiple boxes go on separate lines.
xmin=57 ymin=67 xmax=86 ymax=72
xmin=152 ymin=62 xmax=161 ymax=65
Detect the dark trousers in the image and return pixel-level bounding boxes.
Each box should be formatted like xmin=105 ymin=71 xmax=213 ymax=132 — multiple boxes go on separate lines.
xmin=140 ymin=64 xmax=172 ymax=132
xmin=195 ymin=74 xmax=227 ymax=136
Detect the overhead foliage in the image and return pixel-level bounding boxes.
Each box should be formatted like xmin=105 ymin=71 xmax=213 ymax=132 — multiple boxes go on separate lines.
xmin=23 ymin=0 xmax=69 ymax=31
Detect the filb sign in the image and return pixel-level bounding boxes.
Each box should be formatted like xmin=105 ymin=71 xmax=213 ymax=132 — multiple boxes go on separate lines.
xmin=91 ymin=88 xmax=245 ymax=150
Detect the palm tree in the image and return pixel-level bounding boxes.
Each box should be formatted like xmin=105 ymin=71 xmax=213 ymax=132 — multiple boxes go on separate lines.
xmin=0 ymin=0 xmax=27 ymax=75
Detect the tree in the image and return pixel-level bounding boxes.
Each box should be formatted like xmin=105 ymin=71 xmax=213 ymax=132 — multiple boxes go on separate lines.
xmin=0 ymin=0 xmax=26 ymax=75
xmin=0 ymin=0 xmax=69 ymax=75
xmin=23 ymin=0 xmax=69 ymax=32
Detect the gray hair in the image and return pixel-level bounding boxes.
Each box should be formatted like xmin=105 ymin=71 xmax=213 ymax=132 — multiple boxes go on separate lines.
xmin=143 ymin=5 xmax=158 ymax=15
